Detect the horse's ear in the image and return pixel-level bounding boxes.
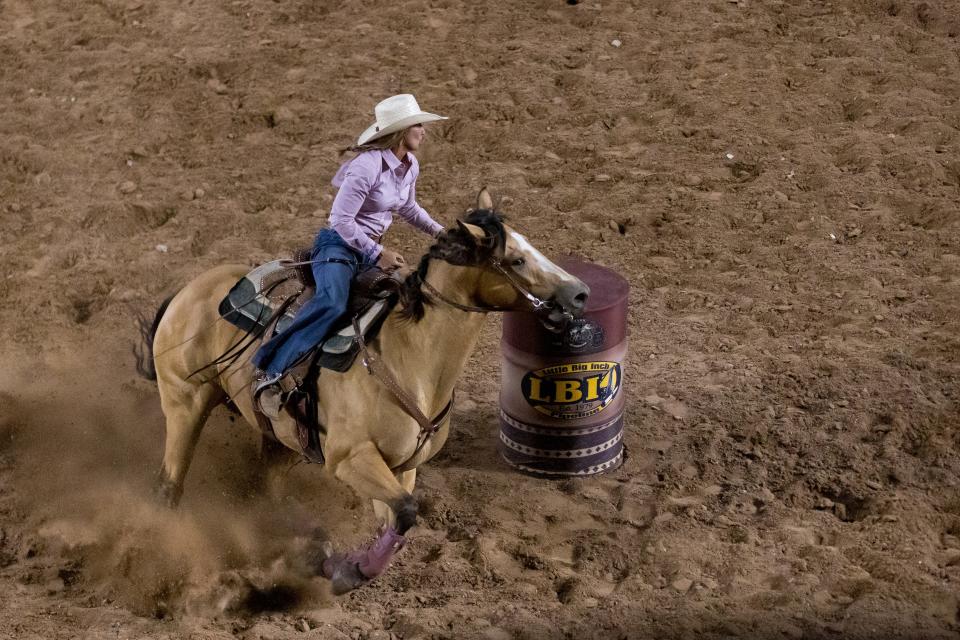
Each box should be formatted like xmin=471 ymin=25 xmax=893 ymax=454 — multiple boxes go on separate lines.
xmin=477 ymin=187 xmax=494 ymax=210
xmin=456 ymin=220 xmax=487 ymax=242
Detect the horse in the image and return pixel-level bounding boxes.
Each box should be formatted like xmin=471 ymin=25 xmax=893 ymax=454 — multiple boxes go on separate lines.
xmin=140 ymin=190 xmax=590 ymax=594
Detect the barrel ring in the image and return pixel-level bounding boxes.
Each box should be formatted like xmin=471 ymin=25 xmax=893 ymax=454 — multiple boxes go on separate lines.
xmin=499 ymin=410 xmax=621 ymax=437
xmin=499 ymin=430 xmax=622 ymax=459
xmin=507 ymin=450 xmax=624 ymax=477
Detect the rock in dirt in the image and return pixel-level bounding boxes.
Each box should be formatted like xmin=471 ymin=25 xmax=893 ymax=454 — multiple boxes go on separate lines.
xmin=481 ymin=628 xmax=512 ymax=640
xmin=454 ymin=396 xmax=479 ymax=414
xmin=285 ymin=68 xmax=307 ymax=83
xmin=118 ymin=180 xmax=137 ymax=194
xmin=672 ymin=577 xmax=693 ymax=593
xmin=44 ymin=577 xmax=65 ymax=594
xmin=779 ymin=526 xmax=819 ymax=547
xmin=667 ymin=495 xmax=701 ymax=510
xmin=207 ymin=78 xmax=228 ymax=94
xmin=943 ymin=549 xmax=960 ymax=566
xmin=702 ymin=484 xmax=723 ymax=497
xmin=297 ymin=619 xmax=310 ymax=633
xmin=310 ymin=625 xmax=350 ymax=639
xmin=245 ymin=622 xmax=284 ymax=640
xmin=713 ymin=514 xmax=734 ymax=527
xmin=618 ymin=493 xmax=656 ymax=527
xmin=653 ymin=512 xmax=674 ymax=526
xmin=272 ymin=105 xmax=298 ymax=125
xmin=833 ymin=502 xmax=848 ymax=521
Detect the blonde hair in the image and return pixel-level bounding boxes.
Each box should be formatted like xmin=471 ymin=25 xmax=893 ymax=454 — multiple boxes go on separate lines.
xmin=339 ymin=128 xmax=408 ymax=157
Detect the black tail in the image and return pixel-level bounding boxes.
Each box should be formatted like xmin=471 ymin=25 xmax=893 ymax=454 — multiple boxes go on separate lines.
xmin=134 ymin=294 xmax=175 ymax=381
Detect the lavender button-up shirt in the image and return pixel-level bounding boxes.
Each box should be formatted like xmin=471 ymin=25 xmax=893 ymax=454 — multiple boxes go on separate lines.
xmin=329 ymin=149 xmax=443 ymax=261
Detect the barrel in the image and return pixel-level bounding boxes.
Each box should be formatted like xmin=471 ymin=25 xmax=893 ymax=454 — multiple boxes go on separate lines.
xmin=499 ymin=259 xmax=629 ymax=477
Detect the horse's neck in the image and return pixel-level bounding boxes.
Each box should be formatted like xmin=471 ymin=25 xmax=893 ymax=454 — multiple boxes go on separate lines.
xmin=378 ymin=263 xmax=486 ymax=414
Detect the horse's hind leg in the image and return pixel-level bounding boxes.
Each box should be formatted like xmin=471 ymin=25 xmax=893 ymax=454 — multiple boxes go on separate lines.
xmin=155 ymin=379 xmax=222 ymax=508
xmin=256 ymin=434 xmax=298 ymax=498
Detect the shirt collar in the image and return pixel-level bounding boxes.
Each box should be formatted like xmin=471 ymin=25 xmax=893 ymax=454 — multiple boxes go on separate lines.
xmin=381 ymin=149 xmax=415 ymax=171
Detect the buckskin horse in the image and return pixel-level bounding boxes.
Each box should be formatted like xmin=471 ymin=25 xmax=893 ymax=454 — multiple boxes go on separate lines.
xmin=139 ymin=190 xmax=590 ymax=594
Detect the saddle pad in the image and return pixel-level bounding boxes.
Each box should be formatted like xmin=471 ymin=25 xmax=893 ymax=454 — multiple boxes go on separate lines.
xmin=218 ymin=261 xmax=394 ymax=373
xmin=218 ymin=260 xmax=299 ymax=335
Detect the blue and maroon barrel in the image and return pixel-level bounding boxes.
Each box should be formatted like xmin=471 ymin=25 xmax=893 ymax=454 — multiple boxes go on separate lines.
xmin=499 ymin=259 xmax=629 ymax=477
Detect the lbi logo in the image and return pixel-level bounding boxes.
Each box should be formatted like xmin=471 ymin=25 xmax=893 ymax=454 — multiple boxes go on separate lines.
xmin=521 ymin=361 xmax=622 ymax=420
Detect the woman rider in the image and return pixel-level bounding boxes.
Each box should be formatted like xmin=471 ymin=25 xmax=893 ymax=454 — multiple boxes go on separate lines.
xmin=253 ymin=94 xmax=447 ymax=415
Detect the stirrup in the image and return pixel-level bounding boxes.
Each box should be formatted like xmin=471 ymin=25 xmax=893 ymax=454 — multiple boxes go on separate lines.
xmin=253 ymin=371 xmax=285 ymax=419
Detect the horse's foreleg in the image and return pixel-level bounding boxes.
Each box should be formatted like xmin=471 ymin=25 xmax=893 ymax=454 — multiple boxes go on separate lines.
xmin=372 ymin=468 xmax=417 ymax=529
xmin=335 ymin=441 xmax=418 ymax=533
xmin=323 ymin=442 xmax=416 ymax=594
xmin=155 ymin=382 xmax=220 ymax=508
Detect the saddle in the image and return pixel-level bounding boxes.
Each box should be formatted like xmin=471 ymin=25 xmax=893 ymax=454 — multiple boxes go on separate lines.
xmin=217 ymin=249 xmax=403 ymax=463
xmin=218 ymin=248 xmax=401 ymax=372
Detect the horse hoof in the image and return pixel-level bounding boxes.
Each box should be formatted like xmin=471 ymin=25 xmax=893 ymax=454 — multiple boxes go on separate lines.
xmin=154 ymin=479 xmax=182 ymax=509
xmin=329 ymin=560 xmax=368 ymax=595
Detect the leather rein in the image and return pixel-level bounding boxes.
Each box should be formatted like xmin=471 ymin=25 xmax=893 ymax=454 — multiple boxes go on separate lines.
xmin=352 ymin=316 xmax=452 ymax=471
xmin=420 ymin=256 xmax=557 ymax=315
xmin=351 ymin=252 xmax=564 ymax=471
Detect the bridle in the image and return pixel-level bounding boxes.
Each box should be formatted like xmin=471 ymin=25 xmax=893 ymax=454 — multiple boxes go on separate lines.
xmin=420 ymin=254 xmax=571 ymax=321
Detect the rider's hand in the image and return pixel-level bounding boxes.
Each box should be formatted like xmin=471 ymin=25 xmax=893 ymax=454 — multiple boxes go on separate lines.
xmin=377 ymin=248 xmax=406 ymax=272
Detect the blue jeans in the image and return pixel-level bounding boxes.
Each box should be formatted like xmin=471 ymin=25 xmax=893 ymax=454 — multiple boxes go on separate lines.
xmin=252 ymin=229 xmax=373 ymax=376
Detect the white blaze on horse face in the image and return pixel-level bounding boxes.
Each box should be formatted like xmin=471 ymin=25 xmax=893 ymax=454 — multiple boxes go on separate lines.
xmin=506 ymin=229 xmax=577 ymax=291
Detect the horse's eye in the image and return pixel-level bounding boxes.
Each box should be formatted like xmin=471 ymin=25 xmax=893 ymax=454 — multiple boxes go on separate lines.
xmin=511 ymin=257 xmax=526 ymax=267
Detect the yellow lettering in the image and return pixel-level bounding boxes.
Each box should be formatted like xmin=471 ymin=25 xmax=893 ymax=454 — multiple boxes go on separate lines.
xmin=528 ymin=377 xmax=551 ymax=402
xmin=555 ymin=380 xmax=583 ymax=403
xmin=585 ymin=375 xmax=600 ymax=401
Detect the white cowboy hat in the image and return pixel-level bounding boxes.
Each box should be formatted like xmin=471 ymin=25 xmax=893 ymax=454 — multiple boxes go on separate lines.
xmin=357 ymin=94 xmax=448 ymax=146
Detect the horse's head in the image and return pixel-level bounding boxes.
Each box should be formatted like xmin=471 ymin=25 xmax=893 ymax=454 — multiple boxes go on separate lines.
xmin=404 ymin=189 xmax=590 ymax=332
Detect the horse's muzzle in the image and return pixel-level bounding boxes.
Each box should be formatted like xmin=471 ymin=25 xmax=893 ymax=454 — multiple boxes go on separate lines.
xmin=540 ymin=280 xmax=590 ymax=333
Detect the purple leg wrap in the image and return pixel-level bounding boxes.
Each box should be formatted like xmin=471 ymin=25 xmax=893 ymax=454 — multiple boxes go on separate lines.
xmin=357 ymin=527 xmax=406 ymax=578
xmin=321 ymin=527 xmax=407 ymax=583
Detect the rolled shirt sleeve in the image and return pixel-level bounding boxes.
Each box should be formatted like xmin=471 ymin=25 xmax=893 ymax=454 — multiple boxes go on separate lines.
xmin=328 ymin=154 xmax=383 ymax=261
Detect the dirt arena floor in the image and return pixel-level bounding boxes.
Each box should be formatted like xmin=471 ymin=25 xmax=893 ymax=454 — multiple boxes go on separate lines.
xmin=2 ymin=0 xmax=960 ymax=638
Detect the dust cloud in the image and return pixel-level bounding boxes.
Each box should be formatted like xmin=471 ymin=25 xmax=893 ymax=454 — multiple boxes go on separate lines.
xmin=0 ymin=344 xmax=360 ymax=619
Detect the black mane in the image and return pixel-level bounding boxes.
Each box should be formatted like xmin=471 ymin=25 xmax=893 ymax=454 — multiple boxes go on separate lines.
xmin=398 ymin=209 xmax=506 ymax=321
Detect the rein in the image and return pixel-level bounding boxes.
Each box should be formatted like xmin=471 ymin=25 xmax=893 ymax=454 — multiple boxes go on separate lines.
xmin=352 ymin=317 xmax=454 ymax=471
xmin=421 ymin=256 xmax=559 ymax=315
